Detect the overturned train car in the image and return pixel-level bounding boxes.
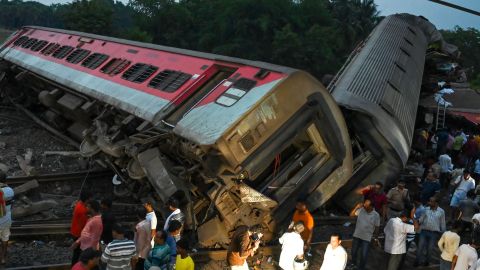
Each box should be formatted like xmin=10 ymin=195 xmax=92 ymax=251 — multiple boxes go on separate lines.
xmin=328 ymin=14 xmax=458 ymax=208
xmin=0 ymin=14 xmax=453 ymax=247
xmin=0 ymin=25 xmax=352 ymax=246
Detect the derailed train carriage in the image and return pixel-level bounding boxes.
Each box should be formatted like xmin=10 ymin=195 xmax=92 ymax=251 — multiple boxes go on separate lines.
xmin=0 ymin=14 xmax=456 ymax=247
xmin=328 ymin=14 xmax=458 ymax=209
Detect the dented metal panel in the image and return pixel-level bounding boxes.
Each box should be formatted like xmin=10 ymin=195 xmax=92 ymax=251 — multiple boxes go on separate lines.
xmin=137 ymin=148 xmax=178 ymax=202
xmin=173 ymin=78 xmax=283 ymax=146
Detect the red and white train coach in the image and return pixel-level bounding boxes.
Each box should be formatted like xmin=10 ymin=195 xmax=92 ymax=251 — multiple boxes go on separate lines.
xmin=0 ymin=26 xmax=352 ymax=246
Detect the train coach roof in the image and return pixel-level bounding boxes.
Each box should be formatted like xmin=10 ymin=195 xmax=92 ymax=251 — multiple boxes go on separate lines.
xmin=22 ymin=26 xmax=297 ymax=75
xmin=1 ymin=26 xmax=304 ymax=146
xmin=329 ymin=13 xmax=455 ymax=165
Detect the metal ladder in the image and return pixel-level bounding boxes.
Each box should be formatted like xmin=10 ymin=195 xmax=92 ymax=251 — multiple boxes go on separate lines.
xmin=435 ymin=102 xmax=447 ymax=130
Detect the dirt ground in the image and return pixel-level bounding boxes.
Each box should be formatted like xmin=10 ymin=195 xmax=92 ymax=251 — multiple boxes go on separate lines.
xmin=0 ymin=106 xmax=85 ymax=176
xmin=0 ymin=103 xmax=107 ymax=267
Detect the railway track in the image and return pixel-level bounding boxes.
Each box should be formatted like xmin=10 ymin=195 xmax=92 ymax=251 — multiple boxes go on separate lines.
xmin=5 ymin=239 xmax=440 ymax=270
xmin=0 ymin=170 xmax=426 ymax=269
xmin=5 ymin=169 xmax=114 ymax=186
xmin=11 ymin=223 xmax=70 ymax=237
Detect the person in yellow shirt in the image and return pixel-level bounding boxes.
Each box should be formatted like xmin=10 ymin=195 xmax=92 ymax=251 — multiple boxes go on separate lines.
xmin=292 ymin=198 xmax=314 ymax=249
xmin=175 ymin=238 xmax=194 ymax=270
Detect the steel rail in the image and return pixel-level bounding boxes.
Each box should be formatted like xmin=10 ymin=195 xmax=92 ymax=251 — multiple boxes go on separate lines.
xmin=6 ymin=236 xmax=440 ymax=269
xmin=5 ymin=170 xmax=113 ymax=185
xmin=10 ymin=223 xmax=70 ymax=237
xmin=11 ymin=221 xmax=136 ymax=238
xmin=6 ymin=263 xmax=71 ymax=270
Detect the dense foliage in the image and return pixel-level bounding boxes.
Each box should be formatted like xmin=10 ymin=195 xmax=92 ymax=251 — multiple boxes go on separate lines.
xmin=441 ymin=27 xmax=480 ymax=89
xmin=0 ymin=0 xmax=381 ymax=78
xmin=1 ymin=0 xmax=479 ymax=84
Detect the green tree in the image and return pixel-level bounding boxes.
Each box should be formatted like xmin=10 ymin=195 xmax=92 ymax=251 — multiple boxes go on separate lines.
xmin=62 ymin=0 xmax=114 ymax=35
xmin=441 ymin=27 xmax=480 ymax=84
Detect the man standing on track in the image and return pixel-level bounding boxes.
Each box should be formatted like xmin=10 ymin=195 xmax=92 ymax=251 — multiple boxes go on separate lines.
xmin=320 ymin=233 xmax=347 ymax=270
xmin=383 ymin=211 xmax=419 ymax=270
xmin=291 ymin=198 xmax=314 ymax=250
xmin=71 ymin=200 xmax=104 ymax=254
xmin=70 ymin=190 xmax=92 ymax=265
xmin=278 ymin=222 xmax=304 ymax=270
xmin=0 ymin=172 xmax=14 ymax=265
xmin=349 ymin=199 xmax=380 ymax=270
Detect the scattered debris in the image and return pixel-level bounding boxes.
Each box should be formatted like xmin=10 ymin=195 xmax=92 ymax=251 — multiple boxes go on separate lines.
xmin=16 ymin=154 xmax=36 ymax=176
xmin=12 ymin=180 xmax=39 ymax=195
xmin=0 ymin=162 xmax=8 ymax=172
xmin=13 ymin=200 xmax=58 ymax=219
xmin=43 ymin=151 xmax=82 ymax=157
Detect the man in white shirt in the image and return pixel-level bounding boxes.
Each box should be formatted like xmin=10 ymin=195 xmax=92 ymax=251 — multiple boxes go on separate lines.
xmin=451 ymin=242 xmax=478 ymax=270
xmin=438 ymin=221 xmax=461 ymax=270
xmin=278 ymin=222 xmax=304 ymax=270
xmin=134 ymin=207 xmax=151 ymax=270
xmin=469 ymin=258 xmax=480 ymax=270
xmin=163 ymin=197 xmax=185 ymax=242
xmin=0 ymin=183 xmax=14 ymax=265
xmin=320 ymin=233 xmax=347 ymax=270
xmin=143 ymin=200 xmax=157 ymax=248
xmin=450 ymin=170 xmax=476 ymax=220
xmin=349 ymin=199 xmax=380 ymax=270
xmin=383 ymin=212 xmax=418 ymax=270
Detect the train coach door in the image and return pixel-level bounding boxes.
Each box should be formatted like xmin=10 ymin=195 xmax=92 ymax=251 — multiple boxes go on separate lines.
xmin=162 ymin=65 xmax=236 ymax=126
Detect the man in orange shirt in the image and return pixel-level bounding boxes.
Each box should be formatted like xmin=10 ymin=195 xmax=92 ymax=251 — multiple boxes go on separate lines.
xmin=70 ymin=190 xmax=92 ymax=265
xmin=292 ymin=198 xmax=314 ymax=249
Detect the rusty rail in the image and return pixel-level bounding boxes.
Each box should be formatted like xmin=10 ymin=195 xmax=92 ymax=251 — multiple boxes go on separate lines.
xmin=11 ymin=223 xmax=70 ymax=237
xmin=6 ymin=264 xmax=70 ymax=270
xmin=5 ymin=237 xmax=440 ymax=270
xmin=5 ymin=170 xmax=113 ymax=185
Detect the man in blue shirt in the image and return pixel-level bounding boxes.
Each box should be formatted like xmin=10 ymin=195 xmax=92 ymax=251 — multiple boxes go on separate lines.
xmin=421 ymin=173 xmax=441 ymax=204
xmin=166 ymin=220 xmax=182 ymax=265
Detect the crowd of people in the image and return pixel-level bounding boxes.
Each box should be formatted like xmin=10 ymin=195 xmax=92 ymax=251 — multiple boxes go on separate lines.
xmin=226 ymin=198 xmax=349 ymax=270
xmin=70 ymin=194 xmax=193 ymax=270
xmin=66 ymin=126 xmax=480 ymax=270
xmin=341 ymin=127 xmax=480 ymax=270
xmin=231 ymin=127 xmax=480 ymax=270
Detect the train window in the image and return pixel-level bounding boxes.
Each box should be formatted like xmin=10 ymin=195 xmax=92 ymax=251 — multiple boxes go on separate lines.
xmin=101 ymin=58 xmax=131 ymax=76
xmin=41 ymin=43 xmax=60 ymax=56
xmin=233 ymin=78 xmax=256 ymax=91
xmin=21 ymin=38 xmax=38 ymax=49
xmin=13 ymin=36 xmax=29 ymax=46
xmin=216 ymin=77 xmax=256 ymax=107
xmin=66 ymin=49 xmax=91 ymax=64
xmin=30 ymin=40 xmax=48 ymax=52
xmin=52 ymin=45 xmax=74 ymax=59
xmin=81 ymin=53 xmax=109 ymax=70
xmin=148 ymin=70 xmax=192 ymax=92
xmin=254 ymin=69 xmax=270 ymax=79
xmin=121 ymin=63 xmax=158 ymax=83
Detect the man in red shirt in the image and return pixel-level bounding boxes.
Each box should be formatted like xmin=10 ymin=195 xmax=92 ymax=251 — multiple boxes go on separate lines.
xmin=70 ymin=190 xmax=92 ymax=265
xmin=358 ymin=182 xmax=387 ymax=221
xmin=70 ymin=200 xmax=103 ymax=257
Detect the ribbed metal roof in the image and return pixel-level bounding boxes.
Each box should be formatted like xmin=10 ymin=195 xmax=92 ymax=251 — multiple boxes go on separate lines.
xmin=330 ymin=14 xmax=448 ymax=164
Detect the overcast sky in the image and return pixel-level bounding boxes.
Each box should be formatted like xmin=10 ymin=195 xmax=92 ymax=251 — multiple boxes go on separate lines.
xmin=34 ymin=0 xmax=479 ymax=30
